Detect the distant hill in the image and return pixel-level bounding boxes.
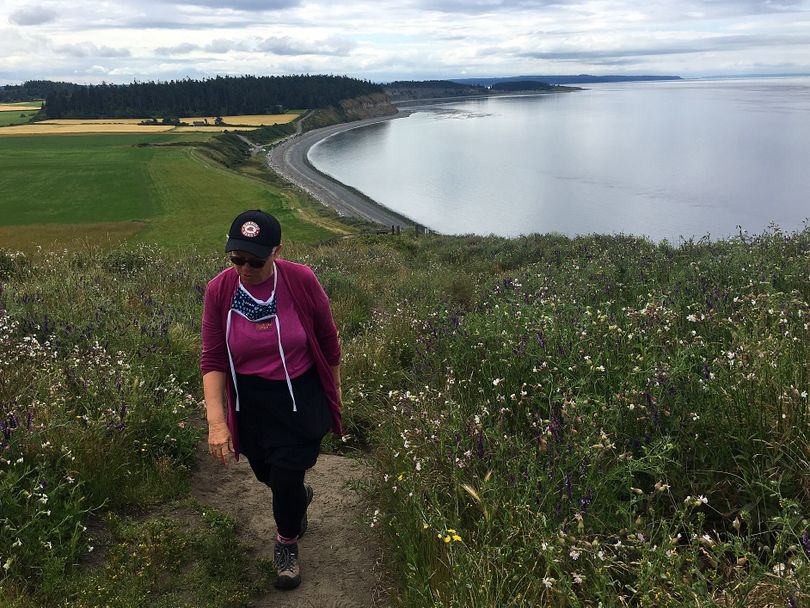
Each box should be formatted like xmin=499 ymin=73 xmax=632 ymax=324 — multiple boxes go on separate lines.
xmin=35 ymin=75 xmax=384 ymax=119
xmin=490 ymin=80 xmax=569 ymax=92
xmin=452 ymin=74 xmax=683 ymax=87
xmin=383 ymin=80 xmax=487 ymax=102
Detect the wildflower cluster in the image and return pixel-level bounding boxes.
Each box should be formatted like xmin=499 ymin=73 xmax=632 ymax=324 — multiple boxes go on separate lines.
xmin=0 ymin=245 xmax=210 ymax=594
xmin=328 ymin=228 xmax=810 ymax=606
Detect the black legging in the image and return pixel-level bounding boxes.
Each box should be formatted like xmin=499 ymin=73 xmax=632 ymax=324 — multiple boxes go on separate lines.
xmin=248 ymin=458 xmax=307 ymax=539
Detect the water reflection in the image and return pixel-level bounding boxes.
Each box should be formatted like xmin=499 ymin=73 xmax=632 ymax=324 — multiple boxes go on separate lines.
xmin=309 ymin=78 xmax=810 ymax=240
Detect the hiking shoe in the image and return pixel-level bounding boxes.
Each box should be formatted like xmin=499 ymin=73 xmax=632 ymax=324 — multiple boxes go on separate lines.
xmin=299 ymin=484 xmax=314 ymax=539
xmin=273 ymin=542 xmax=300 ymax=589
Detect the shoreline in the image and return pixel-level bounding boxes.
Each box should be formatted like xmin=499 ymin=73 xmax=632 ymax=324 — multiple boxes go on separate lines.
xmin=265 ymin=91 xmax=580 ymax=233
xmin=265 ymin=109 xmax=427 ymax=232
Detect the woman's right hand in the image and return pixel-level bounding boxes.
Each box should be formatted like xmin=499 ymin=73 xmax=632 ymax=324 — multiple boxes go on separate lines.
xmin=208 ymin=421 xmax=233 ymax=465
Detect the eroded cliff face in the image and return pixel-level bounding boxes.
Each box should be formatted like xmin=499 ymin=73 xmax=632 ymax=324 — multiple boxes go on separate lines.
xmin=302 ymin=93 xmax=397 ymax=130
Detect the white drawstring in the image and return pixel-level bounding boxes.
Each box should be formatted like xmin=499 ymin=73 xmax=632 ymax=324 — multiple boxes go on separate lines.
xmin=226 ymin=263 xmax=298 ymax=412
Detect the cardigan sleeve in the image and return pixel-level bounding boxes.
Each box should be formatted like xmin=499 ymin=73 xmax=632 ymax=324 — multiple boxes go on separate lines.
xmin=200 ymin=277 xmax=229 ymax=375
xmin=307 ymin=268 xmax=341 ymax=366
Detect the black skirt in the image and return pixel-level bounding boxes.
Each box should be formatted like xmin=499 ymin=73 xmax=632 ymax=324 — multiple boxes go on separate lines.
xmin=235 ymin=366 xmax=332 ymax=470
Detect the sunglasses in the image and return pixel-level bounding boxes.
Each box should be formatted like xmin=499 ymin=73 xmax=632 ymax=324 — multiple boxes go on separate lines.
xmin=230 ymin=255 xmax=268 ymax=269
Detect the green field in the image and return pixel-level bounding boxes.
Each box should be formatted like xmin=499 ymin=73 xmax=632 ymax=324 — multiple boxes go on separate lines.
xmin=0 ymin=133 xmax=337 ymax=250
xmin=0 ymin=110 xmax=38 ymax=127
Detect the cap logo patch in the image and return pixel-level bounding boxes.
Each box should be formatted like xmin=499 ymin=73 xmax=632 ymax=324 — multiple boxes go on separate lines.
xmin=241 ymin=221 xmax=260 ymax=238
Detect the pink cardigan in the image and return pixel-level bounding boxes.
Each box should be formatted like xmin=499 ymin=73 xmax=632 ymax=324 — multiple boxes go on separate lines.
xmin=201 ymin=259 xmax=342 ymax=457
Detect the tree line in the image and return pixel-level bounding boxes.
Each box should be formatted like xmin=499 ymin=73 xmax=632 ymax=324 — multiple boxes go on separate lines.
xmin=0 ymin=80 xmax=81 ymax=103
xmin=16 ymin=75 xmax=383 ymax=119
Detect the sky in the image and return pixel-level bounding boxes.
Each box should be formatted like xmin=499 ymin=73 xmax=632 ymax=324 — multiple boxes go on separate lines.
xmin=2 ymin=0 xmax=810 ymax=85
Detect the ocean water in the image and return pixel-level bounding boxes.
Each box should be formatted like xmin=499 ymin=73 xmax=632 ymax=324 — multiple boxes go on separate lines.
xmin=308 ymin=77 xmax=810 ymax=241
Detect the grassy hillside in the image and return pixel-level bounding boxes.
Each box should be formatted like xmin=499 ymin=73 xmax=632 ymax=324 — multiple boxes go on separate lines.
xmin=0 ymin=133 xmax=337 ymax=250
xmin=1 ymin=226 xmax=808 ymax=607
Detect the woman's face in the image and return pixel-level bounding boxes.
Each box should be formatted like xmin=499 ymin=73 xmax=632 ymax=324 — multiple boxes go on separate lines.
xmin=230 ymin=245 xmax=280 ymax=285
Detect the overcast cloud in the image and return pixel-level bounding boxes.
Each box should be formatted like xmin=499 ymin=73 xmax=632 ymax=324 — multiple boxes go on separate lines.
xmin=2 ymin=0 xmax=809 ymax=84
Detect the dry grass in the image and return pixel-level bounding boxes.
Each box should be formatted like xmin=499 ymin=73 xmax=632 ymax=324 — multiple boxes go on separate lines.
xmin=0 ymin=221 xmax=147 ymax=252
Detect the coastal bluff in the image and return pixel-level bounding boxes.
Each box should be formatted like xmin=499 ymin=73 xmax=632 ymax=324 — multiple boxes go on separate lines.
xmin=302 ymin=92 xmax=397 ymax=130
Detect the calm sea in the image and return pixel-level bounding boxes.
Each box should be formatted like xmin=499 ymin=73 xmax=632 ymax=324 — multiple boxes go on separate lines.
xmin=308 ymin=77 xmax=810 ymax=241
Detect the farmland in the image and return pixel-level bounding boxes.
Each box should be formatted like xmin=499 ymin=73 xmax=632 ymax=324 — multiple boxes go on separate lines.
xmin=0 ymin=132 xmax=338 ymax=250
xmin=0 ymin=112 xmax=301 ymax=135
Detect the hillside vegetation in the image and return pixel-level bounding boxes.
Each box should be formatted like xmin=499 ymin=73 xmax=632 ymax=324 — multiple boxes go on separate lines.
xmin=1 ymin=225 xmax=808 ymax=607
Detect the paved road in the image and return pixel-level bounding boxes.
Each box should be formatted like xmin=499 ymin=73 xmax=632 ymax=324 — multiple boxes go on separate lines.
xmin=265 ymin=112 xmax=421 ymax=230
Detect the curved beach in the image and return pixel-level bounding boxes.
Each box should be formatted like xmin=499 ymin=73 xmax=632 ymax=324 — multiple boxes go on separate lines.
xmin=266 ymin=110 xmax=421 ymax=230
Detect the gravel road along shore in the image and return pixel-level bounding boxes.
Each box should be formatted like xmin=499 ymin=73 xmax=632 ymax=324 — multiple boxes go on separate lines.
xmin=266 ymin=110 xmax=422 ymax=231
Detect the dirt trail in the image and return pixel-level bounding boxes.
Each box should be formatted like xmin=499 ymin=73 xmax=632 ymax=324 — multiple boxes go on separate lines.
xmin=191 ymin=443 xmax=391 ymax=608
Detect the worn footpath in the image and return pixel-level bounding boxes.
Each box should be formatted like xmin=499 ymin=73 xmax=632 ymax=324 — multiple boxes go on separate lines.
xmin=191 ymin=443 xmax=392 ymax=608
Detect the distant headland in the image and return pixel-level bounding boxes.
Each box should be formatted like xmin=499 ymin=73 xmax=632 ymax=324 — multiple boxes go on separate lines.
xmin=451 ymin=74 xmax=683 ymax=86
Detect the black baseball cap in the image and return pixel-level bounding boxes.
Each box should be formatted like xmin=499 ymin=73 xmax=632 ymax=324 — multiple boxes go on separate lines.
xmin=225 ymin=210 xmax=281 ymax=258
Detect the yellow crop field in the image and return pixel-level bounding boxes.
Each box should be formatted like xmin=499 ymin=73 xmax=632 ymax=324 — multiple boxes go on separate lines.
xmin=40 ymin=118 xmax=147 ymax=125
xmin=0 ymin=123 xmax=175 ymax=135
xmin=181 ymin=113 xmax=300 ymax=126
xmin=0 ymin=103 xmax=41 ymax=111
xmin=0 ymin=112 xmax=300 ymax=136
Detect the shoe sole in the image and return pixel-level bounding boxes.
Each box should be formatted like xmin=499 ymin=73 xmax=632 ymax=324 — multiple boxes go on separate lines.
xmin=299 ymin=484 xmax=314 ymax=539
xmin=275 ymin=573 xmax=301 ymax=589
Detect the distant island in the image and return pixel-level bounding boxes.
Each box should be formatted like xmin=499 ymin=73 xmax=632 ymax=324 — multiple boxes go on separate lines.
xmin=383 ymin=78 xmax=578 ymax=102
xmin=452 ymin=74 xmax=682 ymax=86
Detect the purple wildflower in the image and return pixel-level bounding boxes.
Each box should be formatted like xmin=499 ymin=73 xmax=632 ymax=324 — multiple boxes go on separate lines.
xmin=579 ymin=489 xmax=593 ymax=511
xmin=801 ymin=532 xmax=810 ymax=556
xmin=787 ymin=592 xmax=797 ymax=608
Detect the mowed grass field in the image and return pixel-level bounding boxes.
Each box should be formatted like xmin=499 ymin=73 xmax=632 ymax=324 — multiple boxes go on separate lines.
xmin=0 ymin=109 xmax=39 ymax=127
xmin=0 ymin=132 xmax=336 ymax=251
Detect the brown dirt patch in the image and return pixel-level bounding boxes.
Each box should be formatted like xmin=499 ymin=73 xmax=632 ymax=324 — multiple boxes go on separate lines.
xmin=190 ymin=442 xmax=392 ymax=608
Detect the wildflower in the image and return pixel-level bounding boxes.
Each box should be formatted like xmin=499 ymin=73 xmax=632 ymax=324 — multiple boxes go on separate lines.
xmin=542 ymin=577 xmax=555 ymax=588
xmin=569 ymin=549 xmax=581 ymax=560
xmin=573 ymin=572 xmax=585 ymax=584
xmin=443 ymin=535 xmax=451 ymax=543
xmin=3 ymin=558 xmax=12 ymax=572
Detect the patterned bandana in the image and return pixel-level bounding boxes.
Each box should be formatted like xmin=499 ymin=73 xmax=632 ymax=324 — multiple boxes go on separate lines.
xmin=231 ymin=284 xmax=276 ymax=321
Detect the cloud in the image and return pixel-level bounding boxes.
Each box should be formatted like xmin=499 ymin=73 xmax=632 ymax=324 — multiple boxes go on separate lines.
xmin=9 ymin=6 xmax=57 ymax=25
xmin=257 ymin=35 xmax=356 ymax=56
xmin=172 ymin=0 xmax=301 ymax=10
xmin=155 ymin=42 xmax=200 ymax=55
xmin=415 ymin=0 xmax=564 ymax=12
xmin=516 ymin=32 xmax=810 ymax=65
xmin=54 ymin=42 xmax=132 ymax=58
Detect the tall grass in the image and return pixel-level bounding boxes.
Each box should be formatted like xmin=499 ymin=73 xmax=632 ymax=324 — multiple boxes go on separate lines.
xmin=1 ymin=225 xmax=808 ymax=606
xmin=329 ymin=228 xmax=809 ymax=607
